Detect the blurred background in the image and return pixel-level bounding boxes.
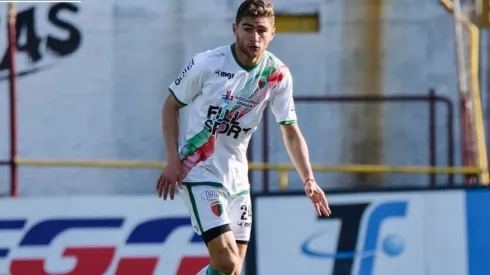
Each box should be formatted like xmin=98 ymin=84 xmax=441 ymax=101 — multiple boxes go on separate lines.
xmin=1 ymin=0 xmax=489 ymax=274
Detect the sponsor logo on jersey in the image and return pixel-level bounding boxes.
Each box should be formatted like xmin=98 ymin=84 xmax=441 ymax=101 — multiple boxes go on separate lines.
xmin=237 ymin=221 xmax=252 ymax=228
xmin=215 ymin=69 xmax=234 ymax=79
xmin=221 ymin=90 xmax=234 ymax=103
xmin=210 ymin=52 xmax=225 ymax=58
xmin=201 ymin=189 xmax=220 ymax=201
xmin=235 ymin=96 xmax=260 ymax=108
xmin=174 ymin=59 xmax=195 ymax=86
xmin=204 ymin=106 xmax=252 ymax=139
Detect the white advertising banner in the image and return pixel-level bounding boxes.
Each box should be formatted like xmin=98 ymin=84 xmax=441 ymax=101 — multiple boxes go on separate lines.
xmin=253 ymin=190 xmax=468 ymax=275
xmin=0 ymin=196 xmax=208 ymax=275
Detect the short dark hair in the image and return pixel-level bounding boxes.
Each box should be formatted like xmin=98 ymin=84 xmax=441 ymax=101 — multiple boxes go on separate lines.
xmin=235 ymin=0 xmax=275 ymax=24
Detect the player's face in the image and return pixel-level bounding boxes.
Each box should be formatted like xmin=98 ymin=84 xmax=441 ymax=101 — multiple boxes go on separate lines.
xmin=233 ymin=16 xmax=275 ymax=60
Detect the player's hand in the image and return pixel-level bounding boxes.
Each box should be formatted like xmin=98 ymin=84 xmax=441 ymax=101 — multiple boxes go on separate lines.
xmin=157 ymin=155 xmax=183 ymax=200
xmin=304 ymin=179 xmax=331 ymax=217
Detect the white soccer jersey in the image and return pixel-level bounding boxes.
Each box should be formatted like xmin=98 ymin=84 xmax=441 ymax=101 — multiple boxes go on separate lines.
xmin=168 ymin=44 xmax=297 ymax=195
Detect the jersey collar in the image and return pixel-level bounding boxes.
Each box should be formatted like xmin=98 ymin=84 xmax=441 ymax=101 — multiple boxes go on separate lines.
xmin=230 ymin=43 xmax=264 ymax=72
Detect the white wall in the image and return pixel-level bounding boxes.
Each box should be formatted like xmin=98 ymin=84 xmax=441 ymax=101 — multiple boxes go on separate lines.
xmin=0 ymin=0 xmax=464 ymax=195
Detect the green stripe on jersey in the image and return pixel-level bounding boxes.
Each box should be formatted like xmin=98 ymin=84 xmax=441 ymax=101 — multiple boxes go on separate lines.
xmin=181 ymin=129 xmax=213 ymax=157
xmin=280 ymin=120 xmax=297 ymax=125
xmin=185 ymin=186 xmax=204 ymax=233
xmin=168 ymin=88 xmax=187 ymax=106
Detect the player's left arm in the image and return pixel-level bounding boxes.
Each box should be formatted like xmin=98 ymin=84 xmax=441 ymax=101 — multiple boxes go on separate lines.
xmin=280 ymin=124 xmax=314 ymax=184
xmin=270 ymin=68 xmax=331 ymax=216
xmin=269 ymin=68 xmax=312 ymax=183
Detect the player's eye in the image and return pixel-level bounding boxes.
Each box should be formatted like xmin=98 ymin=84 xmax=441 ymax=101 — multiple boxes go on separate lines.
xmin=244 ymin=28 xmax=252 ymax=32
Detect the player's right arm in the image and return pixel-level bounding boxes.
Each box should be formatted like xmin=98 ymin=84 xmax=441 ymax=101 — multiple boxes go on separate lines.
xmin=158 ymin=54 xmax=206 ymax=200
xmin=161 ymin=96 xmax=182 ymax=166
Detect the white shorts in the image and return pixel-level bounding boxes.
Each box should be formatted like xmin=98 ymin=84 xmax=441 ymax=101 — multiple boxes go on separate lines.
xmin=180 ymin=184 xmax=252 ymax=242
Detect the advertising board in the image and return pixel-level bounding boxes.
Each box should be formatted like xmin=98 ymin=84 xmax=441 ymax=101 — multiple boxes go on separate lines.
xmin=252 ymin=190 xmax=468 ymax=275
xmin=0 ymin=196 xmax=208 ymax=275
xmin=465 ymin=188 xmax=490 ymax=275
xmin=3 ymin=188 xmax=490 ymax=275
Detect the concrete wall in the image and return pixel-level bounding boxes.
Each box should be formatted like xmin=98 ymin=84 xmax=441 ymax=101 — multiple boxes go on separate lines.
xmin=0 ymin=0 xmax=465 ymax=196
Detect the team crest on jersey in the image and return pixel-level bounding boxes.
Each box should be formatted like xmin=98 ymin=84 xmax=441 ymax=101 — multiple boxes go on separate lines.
xmin=211 ymin=201 xmax=223 ymax=216
xmin=258 ymin=76 xmax=267 ymax=89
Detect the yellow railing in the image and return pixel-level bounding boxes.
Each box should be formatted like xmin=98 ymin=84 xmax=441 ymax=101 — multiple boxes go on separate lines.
xmin=15 ymin=157 xmax=482 ymax=190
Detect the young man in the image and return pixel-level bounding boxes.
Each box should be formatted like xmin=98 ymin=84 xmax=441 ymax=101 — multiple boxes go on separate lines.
xmin=156 ymin=0 xmax=331 ymax=274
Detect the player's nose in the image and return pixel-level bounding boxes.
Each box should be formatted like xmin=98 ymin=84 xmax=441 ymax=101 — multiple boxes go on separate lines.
xmin=250 ymin=31 xmax=260 ymax=42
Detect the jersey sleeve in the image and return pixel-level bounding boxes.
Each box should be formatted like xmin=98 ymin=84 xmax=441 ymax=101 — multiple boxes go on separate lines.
xmin=168 ymin=53 xmax=206 ymax=106
xmin=269 ymin=68 xmax=298 ymax=125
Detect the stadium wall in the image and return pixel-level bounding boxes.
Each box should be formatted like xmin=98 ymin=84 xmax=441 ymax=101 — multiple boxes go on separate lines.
xmin=0 ymin=0 xmax=465 ymax=195
xmin=0 ymin=187 xmax=489 ymax=275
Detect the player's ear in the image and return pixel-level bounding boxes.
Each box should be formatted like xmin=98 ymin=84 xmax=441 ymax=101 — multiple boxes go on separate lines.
xmin=233 ymin=22 xmax=238 ymax=37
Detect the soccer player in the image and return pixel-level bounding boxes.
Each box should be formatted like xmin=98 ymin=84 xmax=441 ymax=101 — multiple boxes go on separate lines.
xmin=156 ymin=0 xmax=331 ymax=274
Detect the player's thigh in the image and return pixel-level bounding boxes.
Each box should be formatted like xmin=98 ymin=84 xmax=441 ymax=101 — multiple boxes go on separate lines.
xmin=236 ymin=242 xmax=248 ymax=259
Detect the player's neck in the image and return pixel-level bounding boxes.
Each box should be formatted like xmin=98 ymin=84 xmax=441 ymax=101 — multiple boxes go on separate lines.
xmin=232 ymin=43 xmax=262 ymax=71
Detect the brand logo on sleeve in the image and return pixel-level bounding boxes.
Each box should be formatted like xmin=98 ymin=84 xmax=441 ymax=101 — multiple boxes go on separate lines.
xmin=174 ymin=59 xmax=195 ymax=86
